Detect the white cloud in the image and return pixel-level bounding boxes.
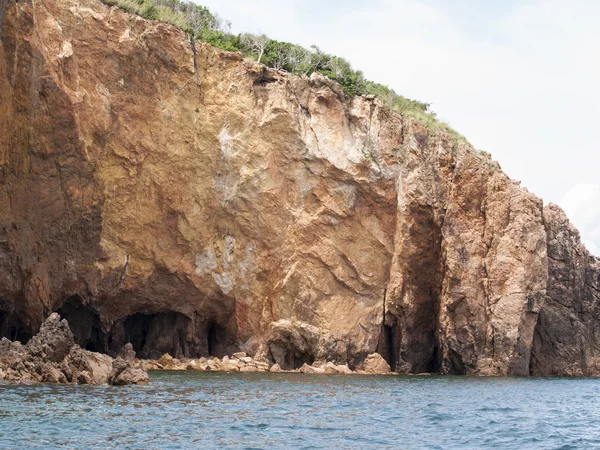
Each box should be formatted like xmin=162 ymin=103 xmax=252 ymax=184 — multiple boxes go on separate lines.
xmin=197 ymin=0 xmax=600 ymax=253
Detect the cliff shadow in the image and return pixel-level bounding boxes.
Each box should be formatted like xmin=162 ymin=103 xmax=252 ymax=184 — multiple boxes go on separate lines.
xmin=377 ymin=315 xmax=401 ymax=371
xmin=54 ymin=295 xmax=238 ymax=359
xmin=266 ymin=341 xmax=315 ymax=370
xmin=107 ymin=312 xmax=236 ymax=360
xmin=0 ymin=309 xmax=31 ymax=344
xmin=56 ymin=295 xmax=103 ymax=351
xmin=385 ymin=202 xmax=444 ymax=374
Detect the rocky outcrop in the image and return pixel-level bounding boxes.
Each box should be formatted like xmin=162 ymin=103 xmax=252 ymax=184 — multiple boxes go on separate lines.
xmin=529 ymin=205 xmax=600 ymax=376
xmin=1 ymin=0 xmax=599 ymax=376
xmin=0 ymin=313 xmax=148 ymax=384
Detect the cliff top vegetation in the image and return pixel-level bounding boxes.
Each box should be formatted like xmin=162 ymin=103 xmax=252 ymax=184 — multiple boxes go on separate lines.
xmin=102 ymin=0 xmax=467 ymax=143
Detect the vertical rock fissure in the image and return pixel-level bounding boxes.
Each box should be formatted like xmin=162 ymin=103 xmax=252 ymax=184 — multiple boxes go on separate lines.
xmin=189 ymin=34 xmax=200 ymax=85
xmin=427 ymin=286 xmax=441 ymax=374
xmin=116 ymin=254 xmax=130 ymax=287
xmin=377 ymin=287 xmax=402 ymax=372
xmin=382 ymin=288 xmax=387 ymax=330
xmin=0 ymin=0 xmax=7 ymax=41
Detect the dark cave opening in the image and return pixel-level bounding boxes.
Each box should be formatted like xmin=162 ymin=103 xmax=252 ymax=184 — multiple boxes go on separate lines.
xmin=378 ymin=323 xmax=399 ymax=372
xmin=206 ymin=321 xmax=230 ymax=358
xmin=122 ymin=313 xmax=150 ymax=356
xmin=207 ymin=322 xmax=216 ymax=355
xmin=290 ymin=351 xmax=315 ymax=370
xmin=52 ymin=297 xmax=237 ymax=360
xmin=403 ymin=290 xmax=442 ymax=374
xmin=0 ymin=311 xmax=31 ymax=344
xmin=107 ymin=312 xmax=235 ymax=360
xmin=266 ymin=342 xmax=315 ymax=370
xmin=56 ymin=295 xmax=104 ymax=351
xmin=428 ymin=345 xmax=440 ymax=373
xmin=447 ymin=347 xmax=466 ymax=375
xmin=117 ymin=312 xmax=192 ymax=360
xmin=377 ymin=309 xmax=442 ymax=374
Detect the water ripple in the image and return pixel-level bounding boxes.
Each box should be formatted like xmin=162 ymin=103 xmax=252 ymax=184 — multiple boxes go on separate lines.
xmin=1 ymin=373 xmax=600 ymax=449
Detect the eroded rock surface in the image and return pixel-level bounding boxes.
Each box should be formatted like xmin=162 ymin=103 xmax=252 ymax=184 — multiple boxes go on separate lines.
xmin=529 ymin=205 xmax=600 ymax=376
xmin=0 ymin=314 xmax=148 ymax=384
xmin=1 ymin=0 xmax=599 ymax=376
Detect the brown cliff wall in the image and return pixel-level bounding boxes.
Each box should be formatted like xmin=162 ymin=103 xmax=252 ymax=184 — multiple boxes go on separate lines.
xmin=1 ymin=0 xmax=598 ymax=374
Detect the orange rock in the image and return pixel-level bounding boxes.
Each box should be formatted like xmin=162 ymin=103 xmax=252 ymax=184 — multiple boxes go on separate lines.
xmin=0 ymin=0 xmax=598 ymax=378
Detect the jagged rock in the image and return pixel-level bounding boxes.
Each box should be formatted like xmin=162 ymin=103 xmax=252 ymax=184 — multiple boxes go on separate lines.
xmin=0 ymin=339 xmax=27 ymax=370
xmin=0 ymin=315 xmax=148 ymax=385
xmin=110 ymin=357 xmax=149 ymax=386
xmin=63 ymin=346 xmax=114 ymax=385
xmin=40 ymin=363 xmax=66 ymax=383
xmin=363 ymin=353 xmax=391 ymax=374
xmin=26 ymin=314 xmax=74 ymax=363
xmin=529 ymin=205 xmax=600 ymax=376
xmin=117 ymin=343 xmax=136 ymax=362
xmin=239 ymin=365 xmax=260 ymax=373
xmin=232 ymin=352 xmax=247 ymax=359
xmin=0 ymin=0 xmax=599 ymax=377
xmin=269 ymin=364 xmax=281 ymax=373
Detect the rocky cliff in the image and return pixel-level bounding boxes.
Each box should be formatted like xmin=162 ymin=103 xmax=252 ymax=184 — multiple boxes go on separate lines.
xmin=1 ymin=0 xmax=598 ymax=376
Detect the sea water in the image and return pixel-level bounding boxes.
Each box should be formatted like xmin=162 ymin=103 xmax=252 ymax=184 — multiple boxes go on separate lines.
xmin=1 ymin=371 xmax=599 ymax=449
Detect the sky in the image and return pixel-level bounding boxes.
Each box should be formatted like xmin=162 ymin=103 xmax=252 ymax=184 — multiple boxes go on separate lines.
xmin=197 ymin=0 xmax=600 ymax=254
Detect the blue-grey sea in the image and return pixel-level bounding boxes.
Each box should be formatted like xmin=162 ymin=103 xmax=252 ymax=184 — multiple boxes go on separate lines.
xmin=0 ymin=371 xmax=599 ymax=449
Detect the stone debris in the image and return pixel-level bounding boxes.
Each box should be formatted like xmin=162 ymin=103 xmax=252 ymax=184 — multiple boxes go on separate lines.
xmin=0 ymin=314 xmax=148 ymax=385
xmin=141 ymin=352 xmax=394 ymax=376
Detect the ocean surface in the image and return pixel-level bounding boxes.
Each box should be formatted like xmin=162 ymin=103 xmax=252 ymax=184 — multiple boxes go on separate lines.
xmin=1 ymin=371 xmax=599 ymax=449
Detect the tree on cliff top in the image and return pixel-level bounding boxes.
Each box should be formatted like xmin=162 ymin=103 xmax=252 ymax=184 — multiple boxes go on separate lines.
xmin=241 ymin=33 xmax=269 ymax=64
xmin=101 ymin=0 xmax=464 ymax=141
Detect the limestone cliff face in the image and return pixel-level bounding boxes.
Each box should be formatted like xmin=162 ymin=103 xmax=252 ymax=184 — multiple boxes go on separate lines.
xmin=1 ymin=0 xmax=598 ymax=374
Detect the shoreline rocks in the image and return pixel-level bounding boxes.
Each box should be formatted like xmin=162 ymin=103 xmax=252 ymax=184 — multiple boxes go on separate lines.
xmin=0 ymin=314 xmax=148 ymax=386
xmin=142 ymin=352 xmax=391 ymax=376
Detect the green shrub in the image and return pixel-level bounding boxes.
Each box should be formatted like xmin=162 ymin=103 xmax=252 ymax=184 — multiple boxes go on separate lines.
xmin=100 ymin=0 xmax=468 ymax=142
